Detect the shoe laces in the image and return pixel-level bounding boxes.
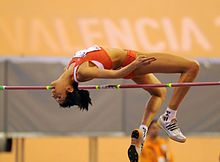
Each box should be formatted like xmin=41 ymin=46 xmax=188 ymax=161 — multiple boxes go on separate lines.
xmin=165 ymin=119 xmax=179 ymax=131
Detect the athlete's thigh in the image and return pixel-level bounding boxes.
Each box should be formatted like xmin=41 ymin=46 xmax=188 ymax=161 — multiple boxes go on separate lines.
xmin=132 ymin=73 xmax=166 ymax=96
xmin=135 ymin=52 xmax=195 ymax=74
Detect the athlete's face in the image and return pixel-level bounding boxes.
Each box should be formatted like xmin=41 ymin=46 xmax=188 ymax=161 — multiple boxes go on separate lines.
xmin=51 ymin=65 xmax=75 ymax=104
xmin=51 ymin=79 xmax=72 ymax=104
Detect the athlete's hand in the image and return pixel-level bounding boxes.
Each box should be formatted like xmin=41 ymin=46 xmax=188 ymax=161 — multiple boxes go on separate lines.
xmin=134 ymin=55 xmax=156 ymax=67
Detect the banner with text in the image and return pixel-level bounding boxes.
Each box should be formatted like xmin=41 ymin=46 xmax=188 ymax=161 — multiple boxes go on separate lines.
xmin=0 ymin=0 xmax=220 ymax=57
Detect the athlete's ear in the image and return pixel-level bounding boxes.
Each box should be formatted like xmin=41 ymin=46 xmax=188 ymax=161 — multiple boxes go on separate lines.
xmin=66 ymin=85 xmax=74 ymax=93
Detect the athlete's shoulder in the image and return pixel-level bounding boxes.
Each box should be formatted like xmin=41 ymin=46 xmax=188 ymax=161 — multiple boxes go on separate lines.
xmin=71 ymin=45 xmax=101 ymax=57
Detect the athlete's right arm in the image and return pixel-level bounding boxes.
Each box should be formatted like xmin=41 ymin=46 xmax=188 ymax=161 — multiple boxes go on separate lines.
xmin=78 ymin=56 xmax=156 ymax=79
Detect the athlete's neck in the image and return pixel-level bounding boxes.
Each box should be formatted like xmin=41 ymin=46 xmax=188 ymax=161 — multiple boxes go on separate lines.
xmin=59 ymin=68 xmax=74 ymax=84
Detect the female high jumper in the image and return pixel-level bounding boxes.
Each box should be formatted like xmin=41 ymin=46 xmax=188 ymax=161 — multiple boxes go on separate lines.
xmin=50 ymin=45 xmax=199 ymax=162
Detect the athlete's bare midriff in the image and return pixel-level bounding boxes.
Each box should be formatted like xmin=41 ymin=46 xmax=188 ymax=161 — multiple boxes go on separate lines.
xmin=104 ymin=48 xmax=129 ymax=69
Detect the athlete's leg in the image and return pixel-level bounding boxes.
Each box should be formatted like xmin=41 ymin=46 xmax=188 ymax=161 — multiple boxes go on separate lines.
xmin=168 ymin=61 xmax=200 ymax=110
xmin=128 ymin=74 xmax=166 ymax=162
xmin=132 ymin=74 xmax=167 ymax=126
xmin=134 ymin=52 xmax=200 ymax=142
xmin=135 ymin=52 xmax=200 ymax=111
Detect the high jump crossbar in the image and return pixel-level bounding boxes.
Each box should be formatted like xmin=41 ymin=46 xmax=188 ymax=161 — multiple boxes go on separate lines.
xmin=0 ymin=81 xmax=220 ymax=90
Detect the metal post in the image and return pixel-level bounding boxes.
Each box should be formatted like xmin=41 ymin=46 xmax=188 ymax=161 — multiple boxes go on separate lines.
xmin=15 ymin=138 xmax=19 ymax=162
xmin=15 ymin=138 xmax=25 ymax=162
xmin=89 ymin=136 xmax=98 ymax=162
xmin=3 ymin=60 xmax=8 ymax=137
xmin=21 ymin=138 xmax=25 ymax=162
xmin=0 ymin=60 xmax=12 ymax=152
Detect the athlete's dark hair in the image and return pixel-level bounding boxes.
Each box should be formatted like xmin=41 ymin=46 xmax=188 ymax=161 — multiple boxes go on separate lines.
xmin=59 ymin=82 xmax=92 ymax=111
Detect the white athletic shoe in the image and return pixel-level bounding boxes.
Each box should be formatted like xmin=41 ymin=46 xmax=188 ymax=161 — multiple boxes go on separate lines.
xmin=158 ymin=115 xmax=186 ymax=143
xmin=128 ymin=128 xmax=146 ymax=162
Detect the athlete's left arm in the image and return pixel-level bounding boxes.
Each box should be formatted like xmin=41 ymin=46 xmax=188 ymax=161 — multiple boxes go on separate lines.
xmin=79 ymin=56 xmax=156 ymax=79
xmin=80 ymin=67 xmax=125 ymax=79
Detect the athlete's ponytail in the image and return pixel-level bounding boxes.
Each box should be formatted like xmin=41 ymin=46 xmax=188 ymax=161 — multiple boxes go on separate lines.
xmin=59 ymin=82 xmax=92 ymax=111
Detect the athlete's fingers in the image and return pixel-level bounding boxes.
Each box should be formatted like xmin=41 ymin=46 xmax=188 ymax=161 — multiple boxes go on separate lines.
xmin=141 ymin=57 xmax=156 ymax=64
xmin=140 ymin=57 xmax=156 ymax=66
xmin=135 ymin=56 xmax=157 ymax=67
xmin=144 ymin=57 xmax=157 ymax=63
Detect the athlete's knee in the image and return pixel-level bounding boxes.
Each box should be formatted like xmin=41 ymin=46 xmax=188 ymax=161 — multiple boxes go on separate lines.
xmin=190 ymin=60 xmax=200 ymax=73
xmin=148 ymin=88 xmax=166 ymax=113
xmin=183 ymin=60 xmax=200 ymax=77
xmin=151 ymin=87 xmax=167 ymax=100
xmin=159 ymin=88 xmax=167 ymax=100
